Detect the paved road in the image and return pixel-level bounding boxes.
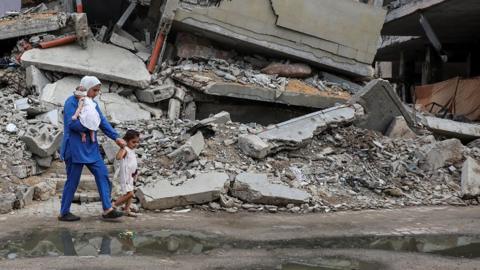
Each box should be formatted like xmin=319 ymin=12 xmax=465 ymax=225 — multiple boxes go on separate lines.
xmin=1 ymin=201 xmax=480 ymax=269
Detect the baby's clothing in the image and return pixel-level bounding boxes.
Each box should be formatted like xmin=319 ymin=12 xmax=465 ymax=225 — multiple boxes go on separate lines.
xmin=118 ymin=146 xmax=138 ymax=194
xmin=79 ymin=97 xmax=100 ymax=131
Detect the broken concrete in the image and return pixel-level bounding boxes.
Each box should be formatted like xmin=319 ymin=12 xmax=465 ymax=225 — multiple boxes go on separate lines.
xmin=168 ymin=99 xmax=182 ymax=120
xmin=99 ymin=93 xmax=151 ymax=124
xmin=33 ymin=180 xmax=56 ymax=201
xmin=419 ymin=139 xmax=465 ymax=171
xmin=238 ymin=105 xmax=361 ymax=158
xmin=26 ymin=66 xmax=50 ymax=95
xmin=138 ymin=103 xmax=163 ymax=119
xmin=386 ymin=116 xmax=416 ymax=140
xmin=319 ymin=71 xmax=362 ymax=93
xmin=110 ymin=32 xmax=135 ymax=51
xmin=424 ymin=116 xmax=480 ymax=142
xmin=21 ymin=40 xmax=151 ymax=88
xmin=199 ymin=111 xmax=231 ymax=125
xmin=135 ymin=83 xmax=175 ymax=103
xmin=203 ymin=82 xmax=350 ymax=109
xmin=35 ymin=156 xmax=53 ymax=168
xmin=350 ymin=79 xmax=415 ymax=134
xmin=0 ymin=12 xmax=67 ymax=40
xmin=0 ymin=193 xmax=16 ymax=214
xmin=461 ymin=157 xmax=480 ymax=198
xmin=232 ymin=173 xmax=310 ymax=205
xmin=172 ymin=0 xmax=386 ymax=77
xmin=167 ymin=132 xmax=205 ymax=162
xmin=35 ymin=109 xmax=60 ymax=126
xmin=40 ymin=76 xmax=108 ymax=106
xmin=20 ymin=122 xmax=63 ymax=158
xmin=238 ymin=135 xmax=271 ymax=159
xmin=136 ymin=172 xmax=228 ymax=210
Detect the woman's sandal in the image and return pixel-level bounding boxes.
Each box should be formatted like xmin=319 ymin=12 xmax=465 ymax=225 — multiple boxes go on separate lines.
xmin=102 ymin=209 xmax=123 ymax=219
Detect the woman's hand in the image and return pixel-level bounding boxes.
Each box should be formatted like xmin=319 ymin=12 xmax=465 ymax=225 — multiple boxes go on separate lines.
xmin=115 ymin=138 xmax=127 ymax=148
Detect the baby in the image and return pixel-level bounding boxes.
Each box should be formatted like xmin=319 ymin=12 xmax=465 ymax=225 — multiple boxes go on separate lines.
xmin=71 ymin=85 xmax=101 ymax=143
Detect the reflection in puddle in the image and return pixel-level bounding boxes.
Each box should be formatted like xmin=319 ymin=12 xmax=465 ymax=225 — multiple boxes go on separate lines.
xmin=281 ymin=257 xmax=383 ymax=270
xmin=1 ymin=229 xmax=480 ymax=261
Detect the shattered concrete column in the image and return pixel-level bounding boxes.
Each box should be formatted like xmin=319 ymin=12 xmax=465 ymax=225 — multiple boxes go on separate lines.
xmin=349 ymin=79 xmax=415 ymax=134
xmin=26 ymin=66 xmax=50 ymax=95
xmin=168 ymin=99 xmax=182 ymax=120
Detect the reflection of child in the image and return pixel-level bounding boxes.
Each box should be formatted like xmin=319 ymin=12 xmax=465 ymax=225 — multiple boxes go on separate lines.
xmin=113 ymin=130 xmax=140 ymax=217
xmin=71 ymin=86 xmax=100 ymax=143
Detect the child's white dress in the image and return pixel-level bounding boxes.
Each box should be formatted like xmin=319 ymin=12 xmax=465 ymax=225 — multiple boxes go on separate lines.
xmin=79 ymin=97 xmax=101 ymax=131
xmin=118 ymin=146 xmax=137 ymax=193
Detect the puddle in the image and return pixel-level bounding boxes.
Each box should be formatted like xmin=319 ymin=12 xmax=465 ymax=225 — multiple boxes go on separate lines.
xmin=281 ymin=257 xmax=383 ymax=270
xmin=1 ymin=229 xmax=480 ymax=261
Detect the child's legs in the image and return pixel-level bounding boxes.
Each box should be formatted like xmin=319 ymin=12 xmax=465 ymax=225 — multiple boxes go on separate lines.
xmin=114 ymin=192 xmax=133 ymax=207
xmin=125 ymin=192 xmax=134 ymax=211
xmin=89 ymin=130 xmax=95 ymax=142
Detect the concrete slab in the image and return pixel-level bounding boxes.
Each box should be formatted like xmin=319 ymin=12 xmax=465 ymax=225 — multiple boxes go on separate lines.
xmin=461 ymin=157 xmax=480 ymax=198
xmin=232 ymin=173 xmax=310 ymax=206
xmin=136 ymin=172 xmax=229 ymax=210
xmin=40 ymin=76 xmax=108 ymax=107
xmin=35 ymin=109 xmax=60 ymax=126
xmin=99 ymin=93 xmax=151 ymax=124
xmin=21 ymin=39 xmax=151 ymax=88
xmin=238 ymin=105 xmax=361 ymax=158
xmin=26 ymin=66 xmax=50 ymax=95
xmin=386 ymin=116 xmax=416 ymax=140
xmin=350 ymin=79 xmax=415 ymax=134
xmin=199 ymin=111 xmax=231 ymax=125
xmin=418 ymin=139 xmax=465 ymax=171
xmin=424 ymin=116 xmax=480 ymax=142
xmin=0 ymin=12 xmax=67 ymax=40
xmin=101 ymin=140 xmax=120 ymax=164
xmin=110 ymin=32 xmax=135 ymax=51
xmin=135 ymin=83 xmax=175 ymax=103
xmin=172 ymin=0 xmax=386 ymax=77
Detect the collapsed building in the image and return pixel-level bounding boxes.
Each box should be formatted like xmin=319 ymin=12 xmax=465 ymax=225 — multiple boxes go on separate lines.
xmin=1 ymin=0 xmax=480 ymax=215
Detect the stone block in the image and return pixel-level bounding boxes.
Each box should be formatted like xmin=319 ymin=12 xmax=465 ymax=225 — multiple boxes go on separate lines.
xmin=20 ymin=122 xmax=63 ymax=158
xmin=174 ymin=87 xmax=186 ymax=101
xmin=419 ymin=139 xmax=465 ymax=171
xmin=167 ymin=132 xmax=205 ymax=162
xmin=34 ymin=180 xmax=56 ymax=201
xmin=232 ymin=173 xmax=310 ymax=206
xmin=461 ymin=157 xmax=480 ymax=198
xmin=168 ymin=99 xmax=182 ymax=120
xmin=350 ymin=79 xmax=414 ymax=134
xmin=237 ymin=134 xmax=270 ymax=159
xmin=386 ymin=116 xmax=416 ymax=140
xmin=35 ymin=155 xmax=53 ymax=168
xmin=35 ymin=109 xmax=60 ymax=126
xmin=138 ymin=103 xmax=163 ymax=119
xmin=199 ymin=111 xmax=231 ymax=125
xmin=99 ymin=93 xmax=151 ymax=124
xmin=15 ymin=186 xmax=35 ymax=209
xmin=10 ymin=165 xmax=28 ymax=179
xmin=21 ymin=39 xmax=151 ymax=88
xmin=14 ymin=98 xmax=31 ymax=111
xmin=110 ymin=32 xmax=135 ymax=51
xmin=26 ymin=65 xmax=50 ymax=95
xmin=0 ymin=193 xmax=16 ymax=214
xmin=136 ymin=173 xmax=229 ymax=210
xmin=135 ymin=84 xmax=175 ymax=103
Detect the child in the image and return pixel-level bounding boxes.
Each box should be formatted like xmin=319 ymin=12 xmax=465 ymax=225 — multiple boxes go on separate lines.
xmin=113 ymin=130 xmax=140 ymax=217
xmin=71 ymin=85 xmax=100 ymax=143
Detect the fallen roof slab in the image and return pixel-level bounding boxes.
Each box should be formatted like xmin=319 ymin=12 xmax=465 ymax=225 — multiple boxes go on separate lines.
xmin=171 ymin=0 xmax=386 ymax=77
xmin=424 ymin=116 xmax=480 ymax=142
xmin=21 ymin=39 xmax=151 ymax=88
xmin=0 ymin=12 xmax=67 ymax=40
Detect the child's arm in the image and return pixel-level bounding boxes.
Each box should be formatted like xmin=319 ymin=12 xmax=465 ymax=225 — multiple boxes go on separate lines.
xmin=116 ymin=148 xmax=127 ymax=160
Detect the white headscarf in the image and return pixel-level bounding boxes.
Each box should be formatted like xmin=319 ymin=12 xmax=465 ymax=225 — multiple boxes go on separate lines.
xmin=79 ymin=76 xmax=101 ymax=91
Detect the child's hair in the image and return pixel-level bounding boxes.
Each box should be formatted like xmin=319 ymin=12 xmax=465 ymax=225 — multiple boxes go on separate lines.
xmin=123 ymin=129 xmax=140 ymax=141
